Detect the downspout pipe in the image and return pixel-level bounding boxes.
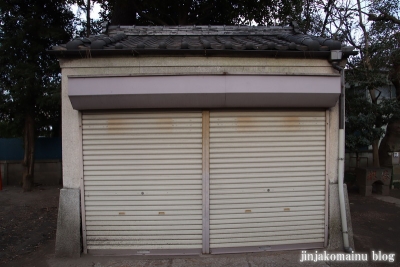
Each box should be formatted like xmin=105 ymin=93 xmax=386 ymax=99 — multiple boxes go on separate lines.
xmin=331 ymin=63 xmax=353 ymax=253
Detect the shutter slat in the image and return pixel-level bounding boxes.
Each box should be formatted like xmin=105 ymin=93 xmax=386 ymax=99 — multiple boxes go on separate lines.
xmin=209 ymin=111 xmax=326 ymax=250
xmin=83 ymin=111 xmax=203 ymax=250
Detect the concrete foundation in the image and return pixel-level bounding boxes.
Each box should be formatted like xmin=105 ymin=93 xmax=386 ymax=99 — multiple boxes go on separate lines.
xmin=356 ymin=167 xmax=391 ymax=196
xmin=55 ymin=188 xmax=81 ymax=258
xmin=359 ymin=184 xmax=390 ymax=196
xmin=327 ymin=183 xmax=355 ymax=251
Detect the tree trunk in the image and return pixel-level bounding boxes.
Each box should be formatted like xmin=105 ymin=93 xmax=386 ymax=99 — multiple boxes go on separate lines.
xmin=22 ymin=113 xmax=35 ymax=192
xmin=372 ymin=139 xmax=380 ymax=167
xmin=379 ymin=52 xmax=400 ymax=167
xmin=356 ymin=151 xmax=359 ymax=168
xmin=86 ymin=0 xmax=91 ymax=37
xmin=379 ymin=120 xmax=400 ymax=167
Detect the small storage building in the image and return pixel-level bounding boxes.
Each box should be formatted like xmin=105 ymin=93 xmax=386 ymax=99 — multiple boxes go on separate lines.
xmin=51 ymin=22 xmax=356 ymax=256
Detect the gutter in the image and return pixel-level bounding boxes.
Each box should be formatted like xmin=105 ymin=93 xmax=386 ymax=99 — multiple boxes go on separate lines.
xmin=331 ymin=60 xmax=353 ymax=253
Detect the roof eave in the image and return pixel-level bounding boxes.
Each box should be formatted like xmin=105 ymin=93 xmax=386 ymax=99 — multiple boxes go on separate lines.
xmin=48 ymin=49 xmax=357 ymax=60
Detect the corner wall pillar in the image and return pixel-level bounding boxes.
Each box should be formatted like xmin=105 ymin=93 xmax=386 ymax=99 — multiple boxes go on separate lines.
xmin=55 ymin=188 xmax=81 ymax=257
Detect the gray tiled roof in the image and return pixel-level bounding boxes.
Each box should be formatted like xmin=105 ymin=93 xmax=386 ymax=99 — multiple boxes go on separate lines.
xmin=51 ymin=22 xmax=356 ymax=59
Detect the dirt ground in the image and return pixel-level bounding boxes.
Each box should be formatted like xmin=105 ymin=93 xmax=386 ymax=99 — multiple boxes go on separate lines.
xmin=348 ymin=189 xmax=400 ymax=257
xmin=0 ymin=186 xmax=60 ymax=267
xmin=1 ymin=186 xmax=400 ymax=267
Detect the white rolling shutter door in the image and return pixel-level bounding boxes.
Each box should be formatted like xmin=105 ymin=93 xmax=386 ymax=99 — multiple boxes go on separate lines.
xmin=209 ymin=111 xmax=326 ymax=251
xmin=82 ymin=112 xmax=203 ymax=252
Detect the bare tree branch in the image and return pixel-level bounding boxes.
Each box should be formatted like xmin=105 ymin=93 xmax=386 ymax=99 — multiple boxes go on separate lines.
xmin=321 ymin=0 xmax=334 ymax=37
xmin=356 ymin=0 xmax=371 ymax=61
xmin=131 ymin=2 xmax=170 ymax=25
xmin=368 ymin=13 xmax=400 ymax=25
xmin=375 ymin=89 xmax=382 ymax=101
